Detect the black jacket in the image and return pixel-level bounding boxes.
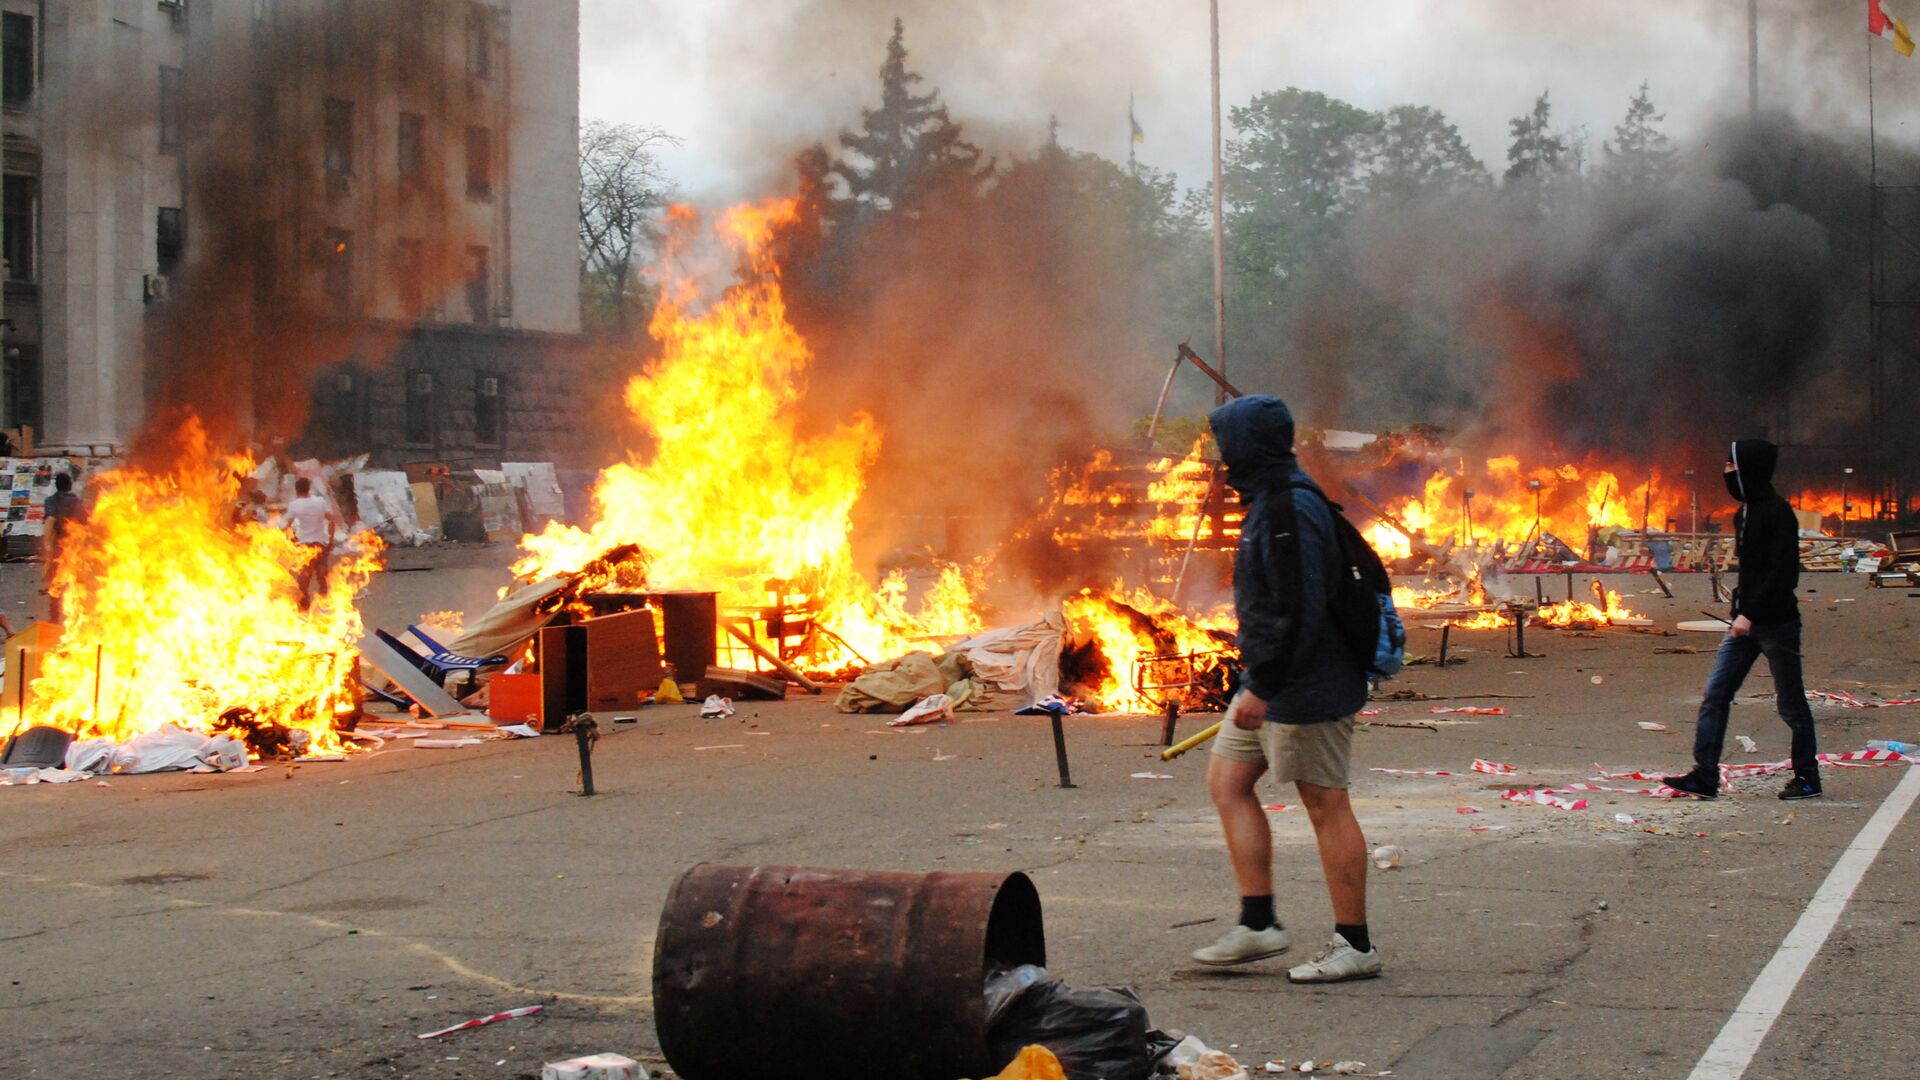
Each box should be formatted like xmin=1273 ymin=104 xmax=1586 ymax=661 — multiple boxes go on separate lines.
xmin=1727 ymin=438 xmax=1800 ymax=623
xmin=1209 ymin=396 xmax=1368 ymax=723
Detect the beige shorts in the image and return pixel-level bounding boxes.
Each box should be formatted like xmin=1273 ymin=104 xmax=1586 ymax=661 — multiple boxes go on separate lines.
xmin=1211 ymin=714 xmax=1355 ymax=789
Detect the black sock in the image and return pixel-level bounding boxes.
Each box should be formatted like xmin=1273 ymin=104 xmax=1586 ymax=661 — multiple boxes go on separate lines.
xmin=1239 ymin=895 xmax=1278 ymax=932
xmin=1335 ymin=923 xmax=1372 ymax=952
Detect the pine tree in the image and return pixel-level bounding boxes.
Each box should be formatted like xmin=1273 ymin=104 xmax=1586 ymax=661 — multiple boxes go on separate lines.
xmin=1601 ymin=81 xmax=1677 ymax=192
xmin=831 ymin=18 xmax=987 ymax=217
xmin=1504 ymin=91 xmax=1567 ymax=184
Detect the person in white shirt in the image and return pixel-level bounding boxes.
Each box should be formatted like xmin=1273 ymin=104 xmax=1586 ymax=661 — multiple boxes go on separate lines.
xmin=285 ymin=477 xmax=342 ymax=612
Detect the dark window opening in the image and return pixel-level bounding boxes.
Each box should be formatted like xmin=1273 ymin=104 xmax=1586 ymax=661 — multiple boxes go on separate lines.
xmin=396 ymin=238 xmax=426 ymax=315
xmin=158 ymin=67 xmax=184 ymax=151
xmin=315 ymin=366 xmax=366 ymax=447
xmin=465 ymin=245 xmax=490 ymax=324
xmin=324 ymin=98 xmax=353 ymax=177
xmin=3 ymin=13 xmax=35 ymax=108
xmin=4 ymin=344 xmax=40 ymax=433
xmin=466 ymin=3 xmax=492 ymax=78
xmin=252 ymin=220 xmax=277 ymax=308
xmin=405 ymin=369 xmax=435 ymax=446
xmin=465 ymin=125 xmax=492 ymax=200
xmin=474 ymin=373 xmax=504 ymax=447
xmin=3 ymin=173 xmax=35 ymax=283
xmin=156 ymin=207 xmax=184 ymax=277
xmin=324 ymin=0 xmax=351 ymax=67
xmin=323 ymin=227 xmax=352 ymax=314
xmin=398 ymin=112 xmax=425 ymax=192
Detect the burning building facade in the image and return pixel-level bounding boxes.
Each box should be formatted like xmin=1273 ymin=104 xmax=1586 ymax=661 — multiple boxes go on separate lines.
xmin=0 ymin=0 xmax=584 ymax=463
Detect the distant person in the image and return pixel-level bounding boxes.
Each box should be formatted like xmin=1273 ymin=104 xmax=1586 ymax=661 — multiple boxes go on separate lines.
xmin=1665 ymin=440 xmax=1821 ymax=801
xmin=1191 ymin=395 xmax=1381 ymax=983
xmin=285 ymin=477 xmax=342 ymax=613
xmin=42 ymin=472 xmax=85 ymax=624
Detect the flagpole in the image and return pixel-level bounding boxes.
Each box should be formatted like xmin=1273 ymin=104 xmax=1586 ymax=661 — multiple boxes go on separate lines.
xmin=1867 ymin=22 xmax=1884 ymax=520
xmin=1129 ymin=92 xmax=1138 ymax=175
xmin=1209 ymin=0 xmax=1228 ymax=405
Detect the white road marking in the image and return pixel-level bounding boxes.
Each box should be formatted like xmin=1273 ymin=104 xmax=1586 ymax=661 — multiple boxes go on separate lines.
xmin=1689 ymin=765 xmax=1920 ymax=1079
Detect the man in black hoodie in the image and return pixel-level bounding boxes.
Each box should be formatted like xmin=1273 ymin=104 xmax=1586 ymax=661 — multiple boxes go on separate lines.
xmin=1664 ymin=439 xmax=1822 ymax=801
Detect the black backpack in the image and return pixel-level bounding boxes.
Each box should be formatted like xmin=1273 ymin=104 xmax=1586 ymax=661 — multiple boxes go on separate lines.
xmin=1277 ymin=485 xmax=1406 ymax=678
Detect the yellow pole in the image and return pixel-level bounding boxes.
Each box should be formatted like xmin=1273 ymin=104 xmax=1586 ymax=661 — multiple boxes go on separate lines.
xmin=1161 ymin=720 xmax=1222 ymax=761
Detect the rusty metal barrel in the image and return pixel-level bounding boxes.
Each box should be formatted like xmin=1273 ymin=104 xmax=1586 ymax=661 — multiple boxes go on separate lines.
xmin=653 ymin=864 xmax=1047 ymax=1080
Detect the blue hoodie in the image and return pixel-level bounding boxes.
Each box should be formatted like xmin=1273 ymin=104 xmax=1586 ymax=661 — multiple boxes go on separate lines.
xmin=1209 ymin=396 xmax=1369 ymax=724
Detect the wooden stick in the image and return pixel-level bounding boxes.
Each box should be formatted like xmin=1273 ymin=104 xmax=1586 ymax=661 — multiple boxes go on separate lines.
xmin=722 ymin=619 xmax=823 ymax=694
xmin=1143 ymin=349 xmax=1187 ymax=448
xmin=1161 ymin=720 xmax=1222 ymax=761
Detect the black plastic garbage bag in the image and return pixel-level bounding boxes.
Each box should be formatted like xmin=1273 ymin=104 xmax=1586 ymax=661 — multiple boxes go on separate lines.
xmin=988 ymin=975 xmax=1152 ymax=1080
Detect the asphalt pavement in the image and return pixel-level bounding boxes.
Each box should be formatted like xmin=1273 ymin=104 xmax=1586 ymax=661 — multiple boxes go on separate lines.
xmin=2 ymin=553 xmax=1917 ymax=1078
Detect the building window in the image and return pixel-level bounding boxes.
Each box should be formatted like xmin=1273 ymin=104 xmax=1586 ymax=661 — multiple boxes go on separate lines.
xmin=398 ymin=112 xmax=425 ymax=191
xmin=252 ymin=219 xmax=277 ymax=308
xmin=466 ymin=3 xmax=492 ymax=79
xmin=316 ymin=366 xmax=365 ymax=447
xmin=158 ymin=67 xmax=184 ymax=151
xmin=324 ymin=0 xmax=351 ymax=67
xmin=405 ymin=369 xmax=435 ymax=446
xmin=465 ymin=245 xmax=490 ymax=324
xmin=474 ymin=374 xmax=504 ymax=447
xmin=4 ymin=344 xmax=39 ymax=433
xmin=3 ymin=174 xmax=35 ymax=282
xmin=2 ymin=13 xmax=34 ymax=108
xmin=156 ymin=207 xmax=184 ymax=277
xmin=396 ymin=238 xmax=426 ymax=315
xmin=323 ymin=227 xmax=352 ymax=314
xmin=465 ymin=125 xmax=492 ymax=200
xmin=323 ymin=98 xmax=354 ymax=186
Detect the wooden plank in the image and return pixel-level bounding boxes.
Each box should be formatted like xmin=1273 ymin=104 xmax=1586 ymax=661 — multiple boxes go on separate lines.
xmin=538 ymin=624 xmax=587 ymax=731
xmin=358 ymin=634 xmax=469 ymax=717
xmin=702 ymin=666 xmax=788 ymax=701
xmin=721 ymin=619 xmax=823 ymax=694
xmin=584 ymin=608 xmax=665 ymax=713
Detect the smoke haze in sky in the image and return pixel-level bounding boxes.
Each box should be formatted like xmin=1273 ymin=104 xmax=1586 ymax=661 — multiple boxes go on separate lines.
xmin=581 ymin=0 xmax=1920 ymax=206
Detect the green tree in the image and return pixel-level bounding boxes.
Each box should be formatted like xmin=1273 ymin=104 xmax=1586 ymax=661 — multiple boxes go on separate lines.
xmin=830 ymin=18 xmax=989 ymax=219
xmin=1365 ymin=105 xmax=1490 ymax=203
xmin=1504 ymin=90 xmax=1567 ymax=184
xmin=578 ymin=120 xmax=677 ymax=334
xmin=1224 ymin=89 xmax=1380 ymax=283
xmin=1601 ymin=81 xmax=1677 ymax=193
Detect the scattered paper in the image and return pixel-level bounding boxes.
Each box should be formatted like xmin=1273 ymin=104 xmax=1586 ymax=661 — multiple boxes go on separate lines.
xmin=1129 ymin=772 xmax=1175 ymax=780
xmin=1734 ymin=735 xmax=1758 ymax=753
xmin=1637 ymin=722 xmax=1671 ymax=732
xmin=1432 ymin=706 xmax=1505 ymax=716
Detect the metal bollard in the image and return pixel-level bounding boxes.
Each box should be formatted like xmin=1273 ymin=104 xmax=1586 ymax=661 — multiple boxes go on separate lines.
xmin=1050 ymin=712 xmax=1076 ymax=789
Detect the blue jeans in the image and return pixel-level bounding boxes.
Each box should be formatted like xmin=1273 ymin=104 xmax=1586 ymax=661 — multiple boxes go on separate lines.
xmin=1693 ymin=619 xmax=1819 ymax=777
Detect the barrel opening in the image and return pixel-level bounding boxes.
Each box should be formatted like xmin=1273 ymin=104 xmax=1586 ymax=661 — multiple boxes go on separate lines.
xmin=982 ymin=872 xmax=1046 ymax=972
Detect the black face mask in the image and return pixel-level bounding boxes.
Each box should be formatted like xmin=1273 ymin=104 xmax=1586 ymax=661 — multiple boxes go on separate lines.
xmin=1724 ymin=469 xmax=1744 ymax=502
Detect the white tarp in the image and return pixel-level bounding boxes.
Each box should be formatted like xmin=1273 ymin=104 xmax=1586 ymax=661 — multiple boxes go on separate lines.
xmin=70 ymin=728 xmax=250 ymax=774
xmin=355 ymin=470 xmax=432 ymax=545
xmin=502 ymin=462 xmax=566 ymax=527
xmin=943 ymin=612 xmax=1065 ymax=710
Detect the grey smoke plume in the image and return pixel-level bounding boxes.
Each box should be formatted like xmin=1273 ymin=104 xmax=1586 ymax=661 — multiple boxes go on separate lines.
xmin=1307 ymin=112 xmax=1873 ymax=489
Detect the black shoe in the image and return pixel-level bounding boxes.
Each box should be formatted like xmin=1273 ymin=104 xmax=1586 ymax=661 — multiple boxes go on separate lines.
xmin=1779 ymin=776 xmax=1823 ymax=801
xmin=1663 ymin=770 xmax=1719 ymax=800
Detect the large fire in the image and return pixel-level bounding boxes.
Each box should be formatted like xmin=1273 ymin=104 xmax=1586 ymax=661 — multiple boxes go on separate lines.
xmin=1061 ymin=585 xmax=1235 ymax=712
xmin=22 ymin=419 xmax=379 ymax=752
xmin=514 ymin=200 xmax=985 ymax=665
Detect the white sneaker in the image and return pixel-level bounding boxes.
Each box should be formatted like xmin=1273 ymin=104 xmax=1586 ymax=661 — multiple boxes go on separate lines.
xmin=1191 ymin=924 xmax=1293 ymax=966
xmin=1286 ymin=933 xmax=1382 ymax=983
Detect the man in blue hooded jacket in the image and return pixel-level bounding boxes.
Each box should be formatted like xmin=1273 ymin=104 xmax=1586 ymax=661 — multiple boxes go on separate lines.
xmin=1664 ymin=439 xmax=1822 ymax=801
xmin=1191 ymin=395 xmax=1381 ymax=983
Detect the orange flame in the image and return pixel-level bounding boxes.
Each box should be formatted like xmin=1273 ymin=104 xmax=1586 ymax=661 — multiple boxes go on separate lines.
xmin=24 ymin=417 xmax=380 ymax=751
xmin=513 ymin=200 xmax=984 ymax=664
